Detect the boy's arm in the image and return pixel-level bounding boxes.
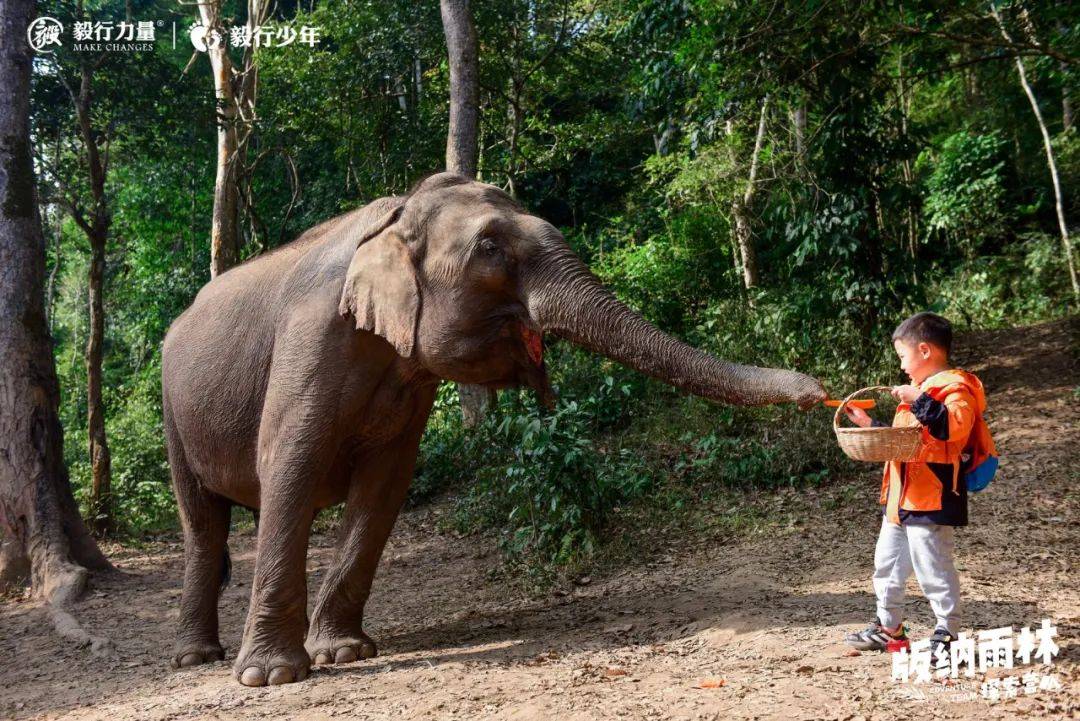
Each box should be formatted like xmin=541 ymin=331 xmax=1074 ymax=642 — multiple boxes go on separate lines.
xmin=911 ymin=387 xmax=976 ymax=442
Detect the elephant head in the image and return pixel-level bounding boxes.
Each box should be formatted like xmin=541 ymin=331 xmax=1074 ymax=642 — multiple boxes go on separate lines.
xmin=340 ymin=172 xmax=825 ymax=409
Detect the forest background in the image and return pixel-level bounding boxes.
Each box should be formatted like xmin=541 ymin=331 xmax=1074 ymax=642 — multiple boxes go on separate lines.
xmin=30 ymin=0 xmax=1077 ymax=584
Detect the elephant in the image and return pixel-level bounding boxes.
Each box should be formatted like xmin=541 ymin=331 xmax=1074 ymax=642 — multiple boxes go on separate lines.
xmin=161 ymin=172 xmax=825 ymax=687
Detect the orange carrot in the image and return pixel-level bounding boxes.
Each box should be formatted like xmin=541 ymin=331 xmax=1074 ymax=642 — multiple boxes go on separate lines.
xmin=823 ymin=399 xmax=876 ymax=409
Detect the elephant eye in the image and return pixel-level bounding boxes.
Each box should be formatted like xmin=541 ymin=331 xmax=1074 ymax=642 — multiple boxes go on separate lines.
xmin=478 ymin=237 xmax=502 ymax=258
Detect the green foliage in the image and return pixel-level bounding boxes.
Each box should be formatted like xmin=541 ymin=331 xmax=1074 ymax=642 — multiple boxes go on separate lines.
xmin=101 ymin=366 xmax=176 ymax=533
xmin=457 ymin=377 xmax=651 ymax=568
xmin=593 ymin=210 xmax=729 ymax=330
xmin=921 ymin=131 xmax=1010 ymax=253
xmin=1052 ymin=129 xmax=1080 ymax=217
xmin=932 ymin=232 xmax=1075 ymax=328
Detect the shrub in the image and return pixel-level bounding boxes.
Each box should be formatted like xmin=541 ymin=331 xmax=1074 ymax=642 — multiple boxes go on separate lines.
xmin=921 ymin=131 xmax=1010 ymax=254
xmin=104 ymin=365 xmax=176 ymax=533
xmin=931 ymin=231 xmax=1075 ymax=328
xmin=592 ymin=208 xmax=731 ymax=330
xmin=446 ymin=371 xmax=653 ymax=570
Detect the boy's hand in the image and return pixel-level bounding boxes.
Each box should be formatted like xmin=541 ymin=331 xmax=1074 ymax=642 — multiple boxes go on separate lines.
xmin=844 ymin=405 xmax=873 ymax=427
xmin=891 ymin=384 xmax=921 ymax=404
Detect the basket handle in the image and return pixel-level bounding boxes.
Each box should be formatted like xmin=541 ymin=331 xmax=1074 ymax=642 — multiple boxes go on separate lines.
xmin=832 ymin=385 xmax=895 ymax=429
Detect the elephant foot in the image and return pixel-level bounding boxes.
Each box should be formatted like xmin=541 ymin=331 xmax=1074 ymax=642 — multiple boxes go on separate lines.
xmin=170 ymin=640 xmax=224 ymax=669
xmin=305 ymin=629 xmax=378 ymax=665
xmin=233 ymin=641 xmax=311 ymax=687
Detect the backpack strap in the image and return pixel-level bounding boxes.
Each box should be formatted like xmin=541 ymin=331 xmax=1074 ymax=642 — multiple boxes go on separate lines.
xmin=926 ymin=381 xmax=973 ymax=497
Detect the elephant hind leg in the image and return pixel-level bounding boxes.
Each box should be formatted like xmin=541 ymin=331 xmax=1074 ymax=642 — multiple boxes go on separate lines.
xmin=168 ymin=438 xmax=231 ymax=669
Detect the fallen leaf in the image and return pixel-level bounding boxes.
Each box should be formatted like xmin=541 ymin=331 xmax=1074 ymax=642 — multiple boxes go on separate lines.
xmin=695 ymin=677 xmax=726 ymax=688
xmin=604 ymin=667 xmax=628 ymax=677
xmin=843 ymin=649 xmax=862 ymax=657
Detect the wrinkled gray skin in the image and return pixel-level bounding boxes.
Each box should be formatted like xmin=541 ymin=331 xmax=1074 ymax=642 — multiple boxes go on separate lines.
xmin=161 ymin=173 xmax=825 ymax=687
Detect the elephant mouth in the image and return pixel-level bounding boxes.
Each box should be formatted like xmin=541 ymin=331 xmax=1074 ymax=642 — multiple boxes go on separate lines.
xmin=484 ymin=320 xmax=555 ymax=409
xmin=518 ymin=324 xmax=544 ymax=366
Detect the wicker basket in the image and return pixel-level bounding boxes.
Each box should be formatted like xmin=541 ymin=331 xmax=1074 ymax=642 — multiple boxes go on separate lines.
xmin=833 ymin=385 xmax=922 ymax=462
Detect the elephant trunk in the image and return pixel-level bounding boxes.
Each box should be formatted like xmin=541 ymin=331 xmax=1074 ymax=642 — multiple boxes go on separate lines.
xmin=525 ymin=241 xmax=825 ymax=408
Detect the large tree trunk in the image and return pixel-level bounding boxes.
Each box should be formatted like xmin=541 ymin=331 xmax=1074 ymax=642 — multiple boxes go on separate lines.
xmin=441 ymin=0 xmax=480 ymax=178
xmin=200 ymin=0 xmax=241 ymax=277
xmin=441 ymin=0 xmax=493 ymax=425
xmin=0 ymin=0 xmax=112 ymax=651
xmin=992 ymin=5 xmax=1078 ymax=301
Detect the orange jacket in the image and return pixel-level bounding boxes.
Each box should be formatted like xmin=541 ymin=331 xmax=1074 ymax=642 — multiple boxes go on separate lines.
xmin=879 ymin=369 xmax=986 ymax=525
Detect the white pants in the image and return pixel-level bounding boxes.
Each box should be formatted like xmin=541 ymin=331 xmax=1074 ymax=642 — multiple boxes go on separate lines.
xmin=873 ymin=517 xmax=960 ymax=635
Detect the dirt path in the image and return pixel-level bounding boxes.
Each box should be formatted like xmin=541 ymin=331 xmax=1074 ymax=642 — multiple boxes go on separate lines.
xmin=2 ymin=319 xmax=1077 ymax=720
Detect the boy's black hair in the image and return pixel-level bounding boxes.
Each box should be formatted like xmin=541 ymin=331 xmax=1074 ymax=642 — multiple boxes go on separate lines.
xmin=892 ymin=312 xmax=953 ymax=357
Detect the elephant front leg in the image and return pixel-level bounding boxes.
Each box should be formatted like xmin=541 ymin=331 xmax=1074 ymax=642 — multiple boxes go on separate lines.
xmin=306 ymin=424 xmax=423 ymax=666
xmin=234 ymin=388 xmax=330 ymax=685
xmin=305 ymin=510 xmax=393 ymax=665
xmin=232 ymin=477 xmax=319 ymax=686
xmin=233 ymin=476 xmax=316 ymax=687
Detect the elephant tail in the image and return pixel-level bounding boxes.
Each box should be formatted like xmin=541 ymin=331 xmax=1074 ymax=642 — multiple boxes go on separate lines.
xmin=219 ymin=546 xmax=232 ymax=596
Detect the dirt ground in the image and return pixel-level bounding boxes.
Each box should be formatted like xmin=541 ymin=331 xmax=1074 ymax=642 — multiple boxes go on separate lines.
xmin=2 ymin=319 xmax=1077 ymax=721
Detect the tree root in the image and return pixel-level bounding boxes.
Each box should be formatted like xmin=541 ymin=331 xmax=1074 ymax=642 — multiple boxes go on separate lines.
xmin=41 ymin=558 xmax=114 ymax=657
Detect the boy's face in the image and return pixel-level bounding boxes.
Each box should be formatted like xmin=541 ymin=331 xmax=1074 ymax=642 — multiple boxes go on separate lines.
xmin=894 ymin=338 xmax=936 ymax=384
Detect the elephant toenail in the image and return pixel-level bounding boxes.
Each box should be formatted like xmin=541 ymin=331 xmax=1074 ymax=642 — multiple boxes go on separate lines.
xmin=314 ymin=651 xmax=333 ymax=665
xmin=267 ymin=666 xmax=295 ymax=685
xmin=359 ymin=643 xmax=377 ymax=659
xmin=239 ymin=667 xmax=266 ymax=687
xmin=334 ymin=646 xmax=357 ymax=664
xmin=178 ymin=653 xmax=203 ymax=668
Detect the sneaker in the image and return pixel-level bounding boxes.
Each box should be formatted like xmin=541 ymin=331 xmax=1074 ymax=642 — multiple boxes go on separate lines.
xmin=929 ymin=627 xmax=954 ymax=662
xmin=845 ymin=619 xmax=908 ymax=652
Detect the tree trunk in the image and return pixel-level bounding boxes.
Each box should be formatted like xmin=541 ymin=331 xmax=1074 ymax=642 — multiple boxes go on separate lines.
xmin=200 ymin=0 xmax=241 ymax=277
xmin=414 ymin=55 xmax=423 ymax=105
xmin=1063 ymin=62 xmax=1073 ymax=132
xmin=1060 ymin=21 xmax=1073 ymax=132
xmin=791 ymin=101 xmax=806 ymax=157
xmin=86 ymin=224 xmax=111 ymax=536
xmin=732 ymin=95 xmax=769 ymax=293
xmin=45 ymin=128 xmax=63 ymax=330
xmin=441 ymin=0 xmax=493 ymax=424
xmin=66 ymin=59 xmax=114 ymax=537
xmin=46 ymin=206 xmax=62 ymax=330
xmin=897 ymin=49 xmax=919 ymax=271
xmin=0 ymin=0 xmax=112 ymax=651
xmin=993 ymin=5 xmax=1079 ymax=301
xmin=440 ymin=0 xmax=480 ymax=178
xmin=506 ymin=88 xmax=522 ymax=197
xmin=732 ymin=203 xmax=756 ymax=290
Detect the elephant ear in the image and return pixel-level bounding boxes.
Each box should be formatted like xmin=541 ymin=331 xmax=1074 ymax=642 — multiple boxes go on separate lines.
xmin=338 ymin=203 xmax=419 ymax=357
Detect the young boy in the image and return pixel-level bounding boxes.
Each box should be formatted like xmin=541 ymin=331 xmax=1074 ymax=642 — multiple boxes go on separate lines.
xmin=843 ymin=312 xmax=987 ymax=658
